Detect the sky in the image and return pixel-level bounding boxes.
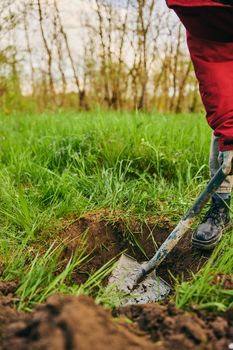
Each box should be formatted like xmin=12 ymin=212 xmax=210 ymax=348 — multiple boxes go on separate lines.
xmin=101 ymin=0 xmax=166 ymax=8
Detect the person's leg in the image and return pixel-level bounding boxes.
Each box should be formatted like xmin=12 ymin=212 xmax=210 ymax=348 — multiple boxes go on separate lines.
xmin=171 ymin=6 xmax=233 ymax=152
xmin=186 ymin=33 xmax=233 ymax=153
xmin=192 ymin=133 xmax=232 ymax=249
xmin=169 ymin=6 xmax=233 ymax=249
xmin=210 ymin=133 xmax=233 ymax=195
xmin=173 ymin=6 xmax=233 ymax=42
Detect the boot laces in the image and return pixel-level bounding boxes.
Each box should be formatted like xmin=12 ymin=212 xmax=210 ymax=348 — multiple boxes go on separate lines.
xmin=202 ymin=201 xmax=225 ymax=225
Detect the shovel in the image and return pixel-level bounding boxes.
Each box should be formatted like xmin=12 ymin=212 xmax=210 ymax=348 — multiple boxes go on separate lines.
xmin=108 ymin=164 xmax=230 ymax=305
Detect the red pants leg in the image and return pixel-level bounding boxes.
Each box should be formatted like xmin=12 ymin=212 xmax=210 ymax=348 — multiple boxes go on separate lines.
xmin=187 ymin=34 xmax=233 ymax=151
xmin=171 ymin=7 xmax=233 ymax=151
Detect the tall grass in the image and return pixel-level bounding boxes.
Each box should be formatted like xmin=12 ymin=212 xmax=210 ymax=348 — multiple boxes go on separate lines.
xmin=0 ymin=110 xmax=231 ymax=311
xmin=176 ymin=229 xmax=233 ymax=311
xmin=0 ymin=110 xmax=210 ymax=222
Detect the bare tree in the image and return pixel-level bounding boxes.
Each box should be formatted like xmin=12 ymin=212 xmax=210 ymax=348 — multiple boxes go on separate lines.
xmin=53 ymin=0 xmax=87 ymax=109
xmin=37 ymin=0 xmax=55 ymax=97
xmin=23 ymin=2 xmax=36 ymax=95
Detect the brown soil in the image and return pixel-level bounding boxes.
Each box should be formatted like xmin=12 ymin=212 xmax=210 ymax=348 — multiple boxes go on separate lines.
xmin=212 ymin=273 xmax=233 ymax=290
xmin=0 ymin=280 xmax=18 ymax=295
xmin=0 ymin=281 xmax=26 ymax=348
xmin=0 ymin=212 xmax=231 ymax=350
xmin=1 ymin=294 xmax=232 ymax=350
xmin=2 ymin=295 xmax=155 ymax=350
xmin=59 ymin=210 xmax=210 ymax=285
xmin=114 ymin=302 xmax=233 ymax=350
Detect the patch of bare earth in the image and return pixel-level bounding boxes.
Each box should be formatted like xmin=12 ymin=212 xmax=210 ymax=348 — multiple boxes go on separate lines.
xmin=0 ymin=212 xmax=232 ymax=350
xmin=2 ymin=295 xmax=155 ymax=350
xmin=114 ymin=302 xmax=233 ymax=350
xmin=59 ymin=210 xmax=211 ymax=285
xmin=1 ymin=294 xmax=232 ymax=350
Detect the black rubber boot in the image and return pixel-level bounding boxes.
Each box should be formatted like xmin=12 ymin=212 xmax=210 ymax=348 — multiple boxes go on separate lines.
xmin=192 ymin=196 xmax=231 ymax=250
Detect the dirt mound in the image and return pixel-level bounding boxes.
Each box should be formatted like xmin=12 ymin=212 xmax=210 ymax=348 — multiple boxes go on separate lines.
xmin=2 ymin=295 xmax=154 ymax=350
xmin=0 ymin=280 xmax=24 ymax=348
xmin=60 ymin=211 xmax=210 ymax=284
xmin=0 ymin=293 xmax=18 ymax=327
xmin=2 ymin=294 xmax=232 ymax=350
xmin=114 ymin=303 xmax=233 ymax=350
xmin=0 ymin=280 xmax=19 ymax=322
xmin=0 ymin=280 xmax=18 ymax=295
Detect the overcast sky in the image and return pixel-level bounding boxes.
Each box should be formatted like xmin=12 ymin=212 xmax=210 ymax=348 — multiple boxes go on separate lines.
xmin=101 ymin=0 xmax=166 ymax=8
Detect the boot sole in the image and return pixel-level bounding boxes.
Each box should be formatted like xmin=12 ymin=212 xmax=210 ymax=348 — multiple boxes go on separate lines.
xmin=192 ymin=223 xmax=232 ymax=251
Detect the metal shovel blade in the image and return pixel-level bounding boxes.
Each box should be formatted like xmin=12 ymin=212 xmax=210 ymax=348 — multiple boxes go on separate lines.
xmin=108 ymin=254 xmax=171 ymax=305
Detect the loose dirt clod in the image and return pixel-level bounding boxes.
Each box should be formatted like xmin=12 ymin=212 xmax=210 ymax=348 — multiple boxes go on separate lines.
xmin=114 ymin=302 xmax=233 ymax=350
xmin=2 ymin=295 xmax=155 ymax=350
xmin=0 ymin=280 xmax=18 ymax=295
xmin=0 ymin=285 xmax=23 ymax=349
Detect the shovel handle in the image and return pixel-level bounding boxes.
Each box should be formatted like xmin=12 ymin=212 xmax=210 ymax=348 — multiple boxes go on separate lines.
xmin=136 ymin=165 xmax=228 ymax=282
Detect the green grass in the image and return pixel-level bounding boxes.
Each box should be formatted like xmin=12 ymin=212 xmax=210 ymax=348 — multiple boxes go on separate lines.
xmin=175 ymin=231 xmax=233 ymax=311
xmin=0 ymin=110 xmax=231 ymax=311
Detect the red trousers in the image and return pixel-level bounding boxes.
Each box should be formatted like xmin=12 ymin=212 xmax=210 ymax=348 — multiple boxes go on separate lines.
xmin=167 ymin=2 xmax=233 ymax=151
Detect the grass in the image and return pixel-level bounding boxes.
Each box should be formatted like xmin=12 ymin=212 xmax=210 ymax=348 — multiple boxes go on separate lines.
xmin=176 ymin=230 xmax=233 ymax=311
xmin=0 ymin=110 xmax=232 ymax=311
